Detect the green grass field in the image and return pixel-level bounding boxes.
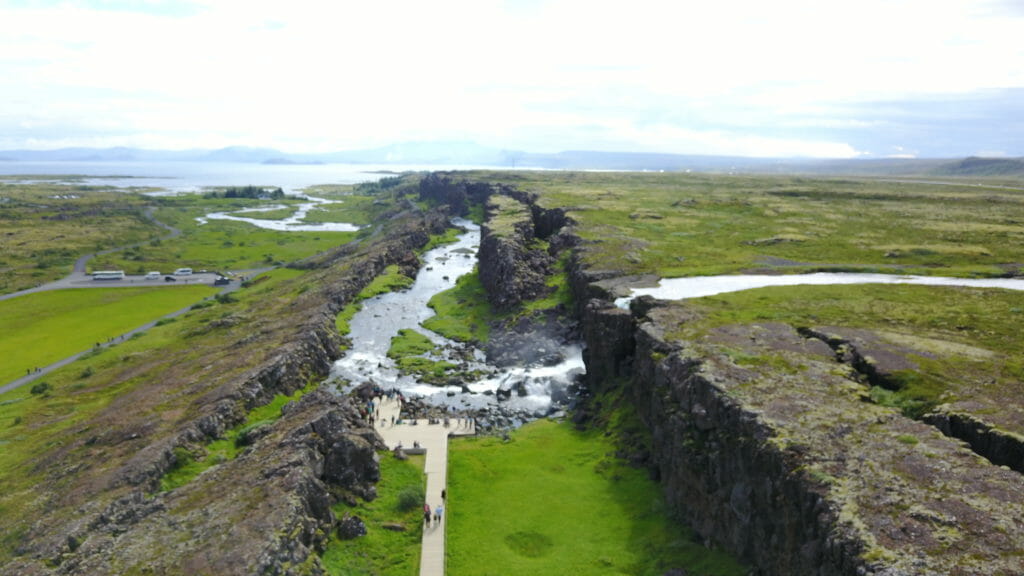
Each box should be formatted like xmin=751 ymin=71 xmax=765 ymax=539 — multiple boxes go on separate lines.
xmin=0 ymin=286 xmax=215 ymax=385
xmin=472 ymin=171 xmax=1024 ymax=279
xmin=93 ymin=203 xmax=359 ymax=274
xmin=447 ymin=419 xmax=747 ymax=576
xmin=322 ymin=453 xmax=426 ymax=575
xmin=677 ymin=283 xmax=1024 ymax=419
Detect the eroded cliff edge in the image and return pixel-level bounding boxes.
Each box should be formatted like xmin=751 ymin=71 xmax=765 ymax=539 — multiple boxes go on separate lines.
xmin=571 ymin=279 xmax=1024 ymax=575
xmin=463 ymin=176 xmax=1024 ymax=575
xmin=3 ymin=205 xmax=449 ymax=575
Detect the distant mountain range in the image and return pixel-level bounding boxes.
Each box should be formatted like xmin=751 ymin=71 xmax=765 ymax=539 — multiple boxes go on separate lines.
xmin=1 ymin=143 xmax=1022 ymax=177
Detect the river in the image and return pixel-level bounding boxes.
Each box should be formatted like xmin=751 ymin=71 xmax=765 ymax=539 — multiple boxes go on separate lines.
xmin=616 ymin=272 xmax=1024 ymax=307
xmin=195 ymin=196 xmax=361 ymax=232
xmin=328 ymin=219 xmax=584 ymax=424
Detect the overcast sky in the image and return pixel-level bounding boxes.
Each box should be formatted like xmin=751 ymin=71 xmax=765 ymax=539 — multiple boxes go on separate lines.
xmin=2 ymin=0 xmax=1023 ymax=158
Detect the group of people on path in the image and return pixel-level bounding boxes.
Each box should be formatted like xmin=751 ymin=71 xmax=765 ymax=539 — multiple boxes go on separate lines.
xmin=423 ymin=490 xmax=446 ymax=528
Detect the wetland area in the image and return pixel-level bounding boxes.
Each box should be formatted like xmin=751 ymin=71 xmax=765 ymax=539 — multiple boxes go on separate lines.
xmin=2 ymin=167 xmax=1024 ymax=575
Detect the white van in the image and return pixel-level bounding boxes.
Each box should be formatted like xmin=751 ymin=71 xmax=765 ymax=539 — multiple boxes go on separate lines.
xmin=144 ymin=271 xmax=161 ymax=280
xmin=173 ymin=268 xmax=193 ymax=276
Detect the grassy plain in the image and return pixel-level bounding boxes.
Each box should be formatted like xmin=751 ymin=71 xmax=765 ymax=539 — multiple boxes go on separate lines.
xmin=91 ymin=194 xmax=368 ymax=274
xmin=447 ymin=419 xmax=747 ymax=576
xmin=322 ymin=454 xmax=426 ymax=575
xmin=678 ymin=283 xmax=1024 ymax=421
xmin=0 ymin=182 xmax=156 ymax=293
xmin=0 ymin=286 xmax=215 ymax=385
xmin=473 ymin=171 xmax=1024 ymax=278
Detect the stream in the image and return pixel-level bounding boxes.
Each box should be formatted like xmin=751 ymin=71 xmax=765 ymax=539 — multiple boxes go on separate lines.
xmin=616 ymin=272 xmax=1024 ymax=307
xmin=328 ymin=219 xmax=584 ymax=426
xmin=195 ymin=195 xmax=360 ymax=232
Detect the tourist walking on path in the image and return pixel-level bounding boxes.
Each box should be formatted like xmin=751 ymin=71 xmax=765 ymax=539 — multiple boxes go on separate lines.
xmin=434 ymin=503 xmax=444 ymax=525
xmin=423 ymin=502 xmax=432 ymax=527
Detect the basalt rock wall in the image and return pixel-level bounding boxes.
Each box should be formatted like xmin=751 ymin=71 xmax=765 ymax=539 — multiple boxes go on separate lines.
xmin=629 ymin=324 xmax=864 ymax=576
xmin=470 ymin=183 xmax=571 ymax=311
xmin=4 ymin=207 xmax=450 ymax=575
xmin=569 ymin=253 xmax=1024 ymax=575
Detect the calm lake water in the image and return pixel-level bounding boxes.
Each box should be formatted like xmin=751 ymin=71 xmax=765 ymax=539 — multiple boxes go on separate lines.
xmin=0 ymin=161 xmax=485 ymax=193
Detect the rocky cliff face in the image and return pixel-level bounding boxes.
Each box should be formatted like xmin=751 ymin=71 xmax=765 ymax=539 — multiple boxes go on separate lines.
xmin=477 ymin=194 xmax=555 ymax=311
xmin=3 ymin=207 xmax=450 ymax=575
xmin=568 ymin=258 xmax=1024 ymax=575
xmin=35 ymin=391 xmax=382 ymax=576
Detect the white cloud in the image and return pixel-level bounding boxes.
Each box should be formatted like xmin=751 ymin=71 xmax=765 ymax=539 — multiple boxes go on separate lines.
xmin=1 ymin=0 xmax=1022 ymax=155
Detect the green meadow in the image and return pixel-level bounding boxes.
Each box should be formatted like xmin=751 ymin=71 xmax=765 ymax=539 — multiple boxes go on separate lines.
xmin=0 ymin=286 xmax=215 ymax=385
xmin=447 ymin=419 xmax=747 ymax=576
xmin=323 ymin=454 xmax=426 ymax=576
xmin=0 ymin=183 xmax=156 ymax=294
xmin=473 ymin=171 xmax=1024 ymax=278
xmin=677 ymin=283 xmax=1024 ymax=420
xmin=90 ymin=195 xmax=370 ymax=274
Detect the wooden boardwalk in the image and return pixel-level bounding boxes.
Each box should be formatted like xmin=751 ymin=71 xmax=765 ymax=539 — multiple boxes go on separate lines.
xmin=372 ymin=396 xmax=475 ymax=576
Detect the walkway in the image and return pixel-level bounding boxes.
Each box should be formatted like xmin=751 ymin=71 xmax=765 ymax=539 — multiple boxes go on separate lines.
xmin=372 ymin=396 xmax=475 ymax=576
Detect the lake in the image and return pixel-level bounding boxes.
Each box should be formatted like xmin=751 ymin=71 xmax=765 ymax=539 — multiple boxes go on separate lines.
xmin=0 ymin=160 xmax=487 ymax=193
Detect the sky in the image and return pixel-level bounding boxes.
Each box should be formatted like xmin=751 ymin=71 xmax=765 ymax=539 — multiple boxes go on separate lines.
xmin=1 ymin=0 xmax=1023 ymax=158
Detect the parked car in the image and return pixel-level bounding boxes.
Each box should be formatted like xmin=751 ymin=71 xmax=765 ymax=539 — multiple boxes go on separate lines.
xmin=213 ymin=276 xmax=231 ymax=286
xmin=144 ymin=271 xmax=161 ymax=280
xmin=173 ymin=268 xmax=192 ymax=276
xmin=164 ymin=276 xmax=177 ymax=282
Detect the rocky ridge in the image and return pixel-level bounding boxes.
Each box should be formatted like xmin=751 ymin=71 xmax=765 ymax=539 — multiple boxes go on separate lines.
xmin=3 ymin=205 xmax=450 ymax=575
xmin=570 ymin=269 xmax=1024 ymax=574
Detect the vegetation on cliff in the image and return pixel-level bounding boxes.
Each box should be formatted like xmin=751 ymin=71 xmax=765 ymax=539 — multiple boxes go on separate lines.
xmin=0 ymin=177 xmax=446 ymax=573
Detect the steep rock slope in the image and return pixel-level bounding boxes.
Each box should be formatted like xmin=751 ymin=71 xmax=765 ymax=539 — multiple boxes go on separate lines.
xmin=2 ymin=206 xmax=449 ymax=575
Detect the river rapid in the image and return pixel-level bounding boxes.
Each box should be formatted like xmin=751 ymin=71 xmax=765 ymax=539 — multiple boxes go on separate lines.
xmin=328 ymin=219 xmax=584 ymax=426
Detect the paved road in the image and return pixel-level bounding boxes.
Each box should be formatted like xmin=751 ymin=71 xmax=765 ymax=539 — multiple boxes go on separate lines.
xmin=2 ymin=207 xmax=188 ymax=302
xmin=373 ymin=396 xmax=475 ymax=576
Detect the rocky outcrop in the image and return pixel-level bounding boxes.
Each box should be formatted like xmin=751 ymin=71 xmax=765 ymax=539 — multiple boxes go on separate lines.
xmin=42 ymin=391 xmax=382 ymax=576
xmin=417 ymin=172 xmax=493 ymax=217
xmin=478 ymin=194 xmax=554 ymax=311
xmin=3 ymin=205 xmax=450 ymax=575
xmin=569 ymin=255 xmax=1024 ymax=574
xmin=924 ymin=408 xmax=1024 ymax=473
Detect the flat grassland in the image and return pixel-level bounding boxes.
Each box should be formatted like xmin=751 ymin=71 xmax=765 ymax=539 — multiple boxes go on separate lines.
xmin=678 ymin=282 xmax=1024 ymax=424
xmin=91 ymin=192 xmax=382 ymax=273
xmin=0 ymin=182 xmax=156 ymax=293
xmin=447 ymin=419 xmax=747 ymax=576
xmin=0 ymin=286 xmax=215 ymax=385
xmin=473 ymin=171 xmax=1024 ymax=278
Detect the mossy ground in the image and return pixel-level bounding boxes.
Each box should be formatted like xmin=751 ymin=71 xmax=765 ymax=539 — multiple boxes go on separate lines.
xmin=93 ymin=197 xmax=360 ymax=273
xmin=322 ymin=454 xmax=426 ymax=576
xmin=0 ymin=182 xmax=157 ymax=293
xmin=674 ymin=283 xmax=1024 ymax=427
xmin=447 ymin=419 xmax=747 ymax=576
xmin=471 ymin=170 xmax=1024 ymax=278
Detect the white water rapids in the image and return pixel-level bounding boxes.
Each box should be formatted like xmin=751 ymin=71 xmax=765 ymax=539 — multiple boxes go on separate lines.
xmin=328 ymin=218 xmax=584 ymax=416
